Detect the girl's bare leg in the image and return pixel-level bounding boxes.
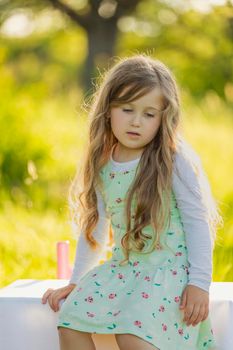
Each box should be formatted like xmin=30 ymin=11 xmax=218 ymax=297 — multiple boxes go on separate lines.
xmin=115 ymin=333 xmax=160 ymax=350
xmin=58 ymin=327 xmax=96 ymax=350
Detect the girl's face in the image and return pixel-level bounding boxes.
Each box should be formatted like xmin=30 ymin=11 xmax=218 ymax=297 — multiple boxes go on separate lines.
xmin=109 ymin=87 xmax=164 ymax=160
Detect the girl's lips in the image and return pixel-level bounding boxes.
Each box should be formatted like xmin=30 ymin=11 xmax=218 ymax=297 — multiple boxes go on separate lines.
xmin=126 ymin=132 xmax=140 ymax=136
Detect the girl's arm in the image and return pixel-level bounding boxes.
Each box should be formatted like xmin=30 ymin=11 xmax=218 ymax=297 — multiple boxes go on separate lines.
xmin=172 ymin=148 xmax=213 ymax=293
xmin=69 ymin=189 xmax=110 ymax=285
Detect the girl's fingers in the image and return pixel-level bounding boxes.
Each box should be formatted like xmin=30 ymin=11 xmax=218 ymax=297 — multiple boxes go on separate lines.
xmin=186 ymin=304 xmax=200 ymax=326
xmin=41 ymin=288 xmax=54 ymax=304
xmin=192 ymin=305 xmax=205 ymax=326
xmin=201 ymin=306 xmax=209 ymax=322
xmin=42 ymin=286 xmax=75 ymax=312
xmin=48 ymin=292 xmax=58 ymax=311
xmin=48 ymin=294 xmax=54 ymax=311
xmin=53 ymin=288 xmax=71 ymax=311
xmin=50 ymin=293 xmax=60 ymax=311
xmin=183 ymin=304 xmax=194 ymax=323
xmin=48 ymin=288 xmax=66 ymax=311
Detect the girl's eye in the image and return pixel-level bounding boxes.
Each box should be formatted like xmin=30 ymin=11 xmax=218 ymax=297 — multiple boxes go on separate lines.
xmin=122 ymin=109 xmax=132 ymax=112
xmin=122 ymin=109 xmax=154 ymax=118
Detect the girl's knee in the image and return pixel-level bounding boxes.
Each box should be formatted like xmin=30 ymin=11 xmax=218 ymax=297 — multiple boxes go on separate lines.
xmin=58 ymin=326 xmax=91 ymax=339
xmin=115 ymin=333 xmax=159 ymax=350
xmin=58 ymin=327 xmax=95 ymax=350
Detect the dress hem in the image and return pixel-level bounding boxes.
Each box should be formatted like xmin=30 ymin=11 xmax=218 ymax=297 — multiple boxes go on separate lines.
xmin=57 ymin=322 xmax=218 ymax=350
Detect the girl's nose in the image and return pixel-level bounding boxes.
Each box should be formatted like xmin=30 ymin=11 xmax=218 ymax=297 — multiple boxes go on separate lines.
xmin=130 ymin=113 xmax=141 ymax=126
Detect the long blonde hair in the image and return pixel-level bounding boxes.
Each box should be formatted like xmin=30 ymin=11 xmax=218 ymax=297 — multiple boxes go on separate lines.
xmin=68 ymin=54 xmax=223 ymax=265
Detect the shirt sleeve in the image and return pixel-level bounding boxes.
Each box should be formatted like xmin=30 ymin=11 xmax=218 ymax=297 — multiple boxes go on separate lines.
xmin=172 ymin=149 xmax=213 ymax=293
xmin=69 ymin=189 xmax=110 ymax=285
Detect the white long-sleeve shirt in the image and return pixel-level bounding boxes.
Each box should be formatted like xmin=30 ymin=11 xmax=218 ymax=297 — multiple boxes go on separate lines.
xmin=69 ymin=140 xmax=214 ymax=293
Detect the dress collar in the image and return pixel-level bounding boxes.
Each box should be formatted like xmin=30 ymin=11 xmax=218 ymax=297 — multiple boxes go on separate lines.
xmin=110 ymin=143 xmax=141 ymax=170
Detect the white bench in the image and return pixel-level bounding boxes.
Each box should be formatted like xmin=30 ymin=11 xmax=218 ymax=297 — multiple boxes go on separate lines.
xmin=0 ymin=279 xmax=119 ymax=350
xmin=0 ymin=279 xmax=232 ymax=350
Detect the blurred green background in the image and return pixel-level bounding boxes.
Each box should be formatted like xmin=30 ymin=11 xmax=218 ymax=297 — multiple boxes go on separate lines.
xmin=0 ymin=0 xmax=232 ymax=288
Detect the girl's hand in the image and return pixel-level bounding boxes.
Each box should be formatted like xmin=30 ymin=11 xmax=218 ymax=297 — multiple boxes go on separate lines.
xmin=41 ymin=283 xmax=77 ymax=312
xmin=179 ymin=284 xmax=209 ymax=327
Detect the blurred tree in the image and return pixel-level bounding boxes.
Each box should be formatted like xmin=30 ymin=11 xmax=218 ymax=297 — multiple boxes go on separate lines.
xmin=0 ymin=0 xmax=141 ymax=94
xmin=1 ymin=0 xmax=233 ymax=99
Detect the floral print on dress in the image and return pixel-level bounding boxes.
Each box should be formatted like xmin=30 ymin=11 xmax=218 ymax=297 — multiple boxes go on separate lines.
xmin=57 ymin=160 xmax=217 ymax=350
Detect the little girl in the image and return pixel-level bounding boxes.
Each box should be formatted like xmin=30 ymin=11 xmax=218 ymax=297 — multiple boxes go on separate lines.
xmin=42 ymin=54 xmax=222 ymax=350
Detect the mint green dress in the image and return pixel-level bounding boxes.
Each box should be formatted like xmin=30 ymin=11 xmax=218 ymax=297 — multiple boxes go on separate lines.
xmin=57 ymin=158 xmax=217 ymax=350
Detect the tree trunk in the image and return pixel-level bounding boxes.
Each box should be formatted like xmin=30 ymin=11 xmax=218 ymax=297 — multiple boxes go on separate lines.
xmin=82 ymin=19 xmax=118 ymax=95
